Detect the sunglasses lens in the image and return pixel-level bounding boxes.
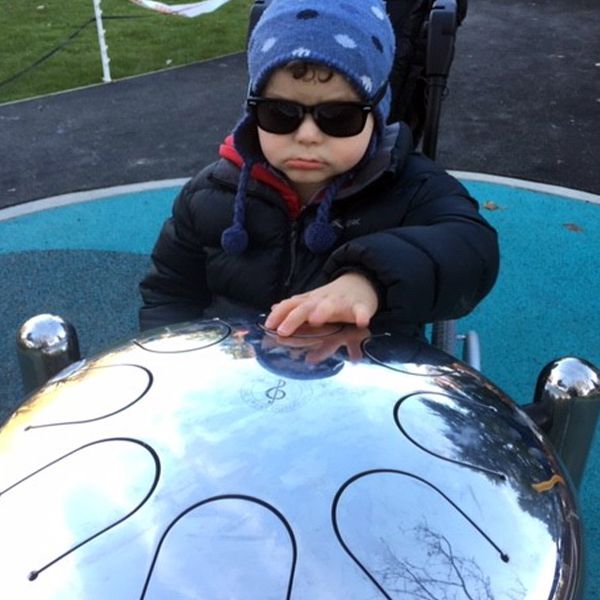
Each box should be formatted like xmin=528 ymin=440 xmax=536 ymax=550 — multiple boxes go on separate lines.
xmin=314 ymin=104 xmax=367 ymax=137
xmin=255 ymin=101 xmax=302 ymax=134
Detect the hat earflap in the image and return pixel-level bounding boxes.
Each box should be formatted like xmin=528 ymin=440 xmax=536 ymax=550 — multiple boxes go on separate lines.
xmin=221 ymin=160 xmax=253 ymax=255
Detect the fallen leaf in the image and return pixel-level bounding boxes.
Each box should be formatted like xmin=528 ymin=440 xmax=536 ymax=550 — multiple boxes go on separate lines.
xmin=563 ymin=223 xmax=584 ymax=232
xmin=483 ymin=201 xmax=501 ymax=211
xmin=532 ymin=474 xmax=565 ymax=493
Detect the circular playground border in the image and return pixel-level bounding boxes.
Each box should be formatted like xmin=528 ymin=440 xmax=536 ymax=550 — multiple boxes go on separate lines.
xmin=0 ymin=172 xmax=598 ymax=224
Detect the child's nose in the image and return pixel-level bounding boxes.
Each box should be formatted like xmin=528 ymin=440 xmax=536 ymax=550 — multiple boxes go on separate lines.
xmin=294 ymin=113 xmax=323 ymax=141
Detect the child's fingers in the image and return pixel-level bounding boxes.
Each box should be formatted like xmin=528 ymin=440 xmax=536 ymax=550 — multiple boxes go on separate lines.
xmin=265 ymin=297 xmax=302 ymax=329
xmin=353 ymin=304 xmax=373 ymax=328
xmin=274 ymin=303 xmax=314 ymax=336
xmin=268 ymin=295 xmax=333 ymax=336
xmin=264 ymin=307 xmax=283 ymax=330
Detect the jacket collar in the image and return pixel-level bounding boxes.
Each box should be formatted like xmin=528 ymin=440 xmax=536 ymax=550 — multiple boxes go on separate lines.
xmin=219 ymin=135 xmax=303 ymax=218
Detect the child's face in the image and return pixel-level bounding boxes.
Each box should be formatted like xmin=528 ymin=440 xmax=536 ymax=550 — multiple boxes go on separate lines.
xmin=257 ymin=67 xmax=375 ymax=203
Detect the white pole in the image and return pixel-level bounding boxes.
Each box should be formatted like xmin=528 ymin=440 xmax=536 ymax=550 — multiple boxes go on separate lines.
xmin=92 ymin=0 xmax=112 ymax=82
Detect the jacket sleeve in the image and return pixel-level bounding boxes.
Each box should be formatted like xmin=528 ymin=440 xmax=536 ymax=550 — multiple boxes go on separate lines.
xmin=138 ymin=182 xmax=211 ymax=330
xmin=323 ymin=166 xmax=500 ymax=324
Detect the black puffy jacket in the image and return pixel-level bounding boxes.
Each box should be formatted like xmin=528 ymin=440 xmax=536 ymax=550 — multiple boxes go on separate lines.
xmin=139 ymin=123 xmax=499 ymax=335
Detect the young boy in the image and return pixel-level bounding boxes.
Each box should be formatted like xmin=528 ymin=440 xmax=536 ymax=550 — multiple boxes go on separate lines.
xmin=139 ymin=0 xmax=499 ymax=339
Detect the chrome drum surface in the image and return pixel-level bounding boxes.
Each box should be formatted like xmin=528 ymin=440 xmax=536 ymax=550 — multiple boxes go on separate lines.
xmin=0 ymin=318 xmax=582 ymax=599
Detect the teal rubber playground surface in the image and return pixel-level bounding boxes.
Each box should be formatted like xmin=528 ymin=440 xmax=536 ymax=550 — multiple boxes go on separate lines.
xmin=1 ymin=175 xmax=600 ymax=596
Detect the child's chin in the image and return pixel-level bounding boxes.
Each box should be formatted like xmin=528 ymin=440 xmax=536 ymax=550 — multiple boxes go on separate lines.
xmin=288 ymin=171 xmax=333 ymax=186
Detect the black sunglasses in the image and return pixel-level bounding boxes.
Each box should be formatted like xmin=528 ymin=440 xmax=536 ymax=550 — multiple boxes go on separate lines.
xmin=247 ymin=97 xmax=374 ymax=138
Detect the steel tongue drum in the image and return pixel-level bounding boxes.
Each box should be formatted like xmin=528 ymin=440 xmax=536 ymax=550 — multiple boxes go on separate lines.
xmin=0 ymin=318 xmax=582 ymax=599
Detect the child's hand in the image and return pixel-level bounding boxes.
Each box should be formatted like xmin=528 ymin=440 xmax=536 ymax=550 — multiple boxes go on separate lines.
xmin=265 ymin=272 xmax=378 ymax=337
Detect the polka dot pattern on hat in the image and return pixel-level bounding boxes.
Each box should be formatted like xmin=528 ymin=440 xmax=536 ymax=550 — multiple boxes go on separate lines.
xmin=261 ymin=37 xmax=276 ymax=52
xmin=297 ymin=9 xmax=318 ymax=20
xmin=372 ymin=36 xmax=383 ymax=53
xmin=370 ymin=5 xmax=386 ymax=20
xmin=335 ymin=34 xmax=357 ymax=49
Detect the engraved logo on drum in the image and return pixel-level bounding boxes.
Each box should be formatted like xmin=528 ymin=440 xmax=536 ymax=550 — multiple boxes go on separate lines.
xmin=241 ymin=375 xmax=311 ymax=412
xmin=265 ymin=379 xmax=287 ymax=403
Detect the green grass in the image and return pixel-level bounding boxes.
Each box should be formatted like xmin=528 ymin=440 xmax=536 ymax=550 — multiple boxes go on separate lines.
xmin=0 ymin=0 xmax=254 ymax=104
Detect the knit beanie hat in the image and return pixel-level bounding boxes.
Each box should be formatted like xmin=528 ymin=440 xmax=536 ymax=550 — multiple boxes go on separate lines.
xmin=221 ymin=0 xmax=396 ymax=256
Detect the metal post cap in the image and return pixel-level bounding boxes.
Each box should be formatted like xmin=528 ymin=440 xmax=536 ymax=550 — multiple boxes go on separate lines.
xmin=536 ymin=356 xmax=600 ymax=403
xmin=534 ymin=356 xmax=600 ymax=490
xmin=17 ymin=314 xmax=76 ymax=354
xmin=16 ymin=314 xmax=81 ymax=395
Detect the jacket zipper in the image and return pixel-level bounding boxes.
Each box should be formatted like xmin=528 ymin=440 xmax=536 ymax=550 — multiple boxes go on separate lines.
xmin=282 ymin=221 xmax=300 ymax=298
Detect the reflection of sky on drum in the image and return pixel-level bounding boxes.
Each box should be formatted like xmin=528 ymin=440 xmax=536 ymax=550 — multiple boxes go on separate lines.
xmin=135 ymin=320 xmax=230 ymax=353
xmin=28 ymin=365 xmax=150 ymax=427
xmin=0 ymin=440 xmax=157 ymax=596
xmin=143 ymin=498 xmax=294 ymax=599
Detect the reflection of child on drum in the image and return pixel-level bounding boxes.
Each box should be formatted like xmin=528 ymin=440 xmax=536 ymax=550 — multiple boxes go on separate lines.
xmin=139 ymin=0 xmax=499 ymax=339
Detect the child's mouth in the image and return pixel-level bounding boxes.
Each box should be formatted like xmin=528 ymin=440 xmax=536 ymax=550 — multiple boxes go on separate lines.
xmin=285 ymin=159 xmax=324 ymax=170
